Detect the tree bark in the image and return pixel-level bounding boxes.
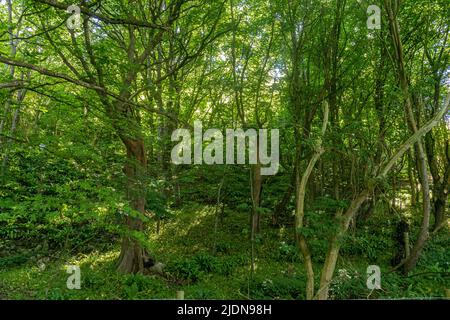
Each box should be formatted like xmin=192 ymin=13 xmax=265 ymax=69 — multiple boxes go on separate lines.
xmin=116 ymin=136 xmax=148 ymax=274
xmin=316 ymin=190 xmax=370 ymax=300
xmin=251 ymin=163 xmax=262 ymax=235
xmin=314 ymin=90 xmax=450 ymax=298
xmin=272 ymin=173 xmax=295 ymax=226
xmin=384 ymin=0 xmax=433 ymax=274
xmin=295 ymin=102 xmax=329 ymax=300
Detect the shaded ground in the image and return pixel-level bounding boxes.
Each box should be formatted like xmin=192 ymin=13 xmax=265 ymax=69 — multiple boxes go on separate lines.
xmin=0 ymin=203 xmax=448 ymax=299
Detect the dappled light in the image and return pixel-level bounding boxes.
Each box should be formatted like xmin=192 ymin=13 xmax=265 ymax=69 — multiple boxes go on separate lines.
xmin=0 ymin=0 xmax=448 ymax=303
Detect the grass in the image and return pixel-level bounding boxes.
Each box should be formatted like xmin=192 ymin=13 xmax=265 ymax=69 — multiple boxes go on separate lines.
xmin=0 ymin=203 xmax=448 ymax=299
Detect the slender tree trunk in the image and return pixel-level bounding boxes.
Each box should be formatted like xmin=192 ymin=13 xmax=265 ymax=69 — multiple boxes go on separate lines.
xmin=251 ymin=163 xmax=262 ymax=235
xmin=272 ymin=174 xmax=295 ymax=226
xmin=316 ymin=236 xmax=340 ymax=300
xmin=432 ymin=188 xmax=448 ymax=231
xmin=427 ymin=138 xmax=449 ymax=231
xmin=316 ymin=190 xmax=370 ymax=300
xmin=213 ymin=174 xmax=225 ymax=254
xmin=408 ymin=152 xmax=418 ymax=206
xmin=0 ymin=0 xmax=17 ymax=147
xmin=1 ymin=106 xmax=20 ymax=172
xmin=314 ymin=91 xmax=450 ymax=297
xmin=295 ymin=103 xmax=329 ymax=300
xmin=385 ymin=0 xmax=432 ymax=274
xmin=1 ymin=71 xmax=29 ymax=173
xmin=423 ymin=27 xmax=450 ymax=232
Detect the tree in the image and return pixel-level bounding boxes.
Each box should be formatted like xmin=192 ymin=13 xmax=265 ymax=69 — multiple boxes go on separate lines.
xmin=0 ymin=0 xmax=225 ymax=273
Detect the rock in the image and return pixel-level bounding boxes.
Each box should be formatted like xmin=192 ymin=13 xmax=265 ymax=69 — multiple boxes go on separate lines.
xmin=148 ymin=262 xmax=165 ymax=275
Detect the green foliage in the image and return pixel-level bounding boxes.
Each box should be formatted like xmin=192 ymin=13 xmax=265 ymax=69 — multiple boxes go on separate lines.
xmin=0 ymin=204 xmax=448 ymax=300
xmin=0 ymin=252 xmax=30 ymax=269
xmin=329 ymin=268 xmax=367 ymax=300
xmin=165 ymin=252 xmax=243 ymax=282
xmin=0 ymin=147 xmax=122 ymax=251
xmin=248 ymin=276 xmax=305 ymax=300
xmin=276 ymin=241 xmax=300 ymax=263
xmin=175 ymin=165 xmax=251 ymax=209
xmin=188 ymin=287 xmax=218 ymax=299
xmin=122 ymin=274 xmax=169 ymax=299
xmin=215 ymin=242 xmax=232 ymax=254
xmin=194 ymin=253 xmax=220 ymax=274
xmin=342 ymin=229 xmax=393 ymax=261
xmin=0 ymin=0 xmax=449 ymax=302
xmin=146 ymin=180 xmax=172 ymax=220
xmin=166 ymin=257 xmax=204 ymax=282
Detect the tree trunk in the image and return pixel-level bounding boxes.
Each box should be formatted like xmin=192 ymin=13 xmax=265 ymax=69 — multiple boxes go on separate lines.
xmin=408 ymin=152 xmax=418 ymax=207
xmin=316 ymin=237 xmax=340 ymax=300
xmin=1 ymin=71 xmax=30 ymax=174
xmin=314 ymin=90 xmax=450 ymax=298
xmin=117 ymin=137 xmax=148 ymax=274
xmin=272 ymin=172 xmax=295 ymax=226
xmin=385 ymin=0 xmax=432 ymax=274
xmin=433 ymin=193 xmax=447 ymax=231
xmin=295 ymin=103 xmax=329 ymax=300
xmin=425 ymin=133 xmax=449 ymax=232
xmin=251 ymin=163 xmax=262 ymax=236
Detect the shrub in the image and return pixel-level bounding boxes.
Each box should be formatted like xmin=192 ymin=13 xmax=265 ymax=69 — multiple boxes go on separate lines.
xmin=248 ymin=276 xmax=305 ymax=299
xmin=277 ymin=241 xmax=300 ymax=262
xmin=329 ymin=268 xmax=367 ymax=299
xmin=166 ymin=258 xmax=204 ymax=282
xmin=193 ymin=253 xmax=219 ymax=273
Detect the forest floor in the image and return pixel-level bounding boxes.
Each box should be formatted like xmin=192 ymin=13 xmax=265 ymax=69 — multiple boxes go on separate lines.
xmin=0 ymin=203 xmax=449 ymax=299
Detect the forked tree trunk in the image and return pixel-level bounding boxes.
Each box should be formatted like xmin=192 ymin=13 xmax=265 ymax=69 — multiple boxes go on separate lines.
xmin=117 ymin=137 xmax=148 ymax=274
xmin=314 ymin=91 xmax=450 ymax=298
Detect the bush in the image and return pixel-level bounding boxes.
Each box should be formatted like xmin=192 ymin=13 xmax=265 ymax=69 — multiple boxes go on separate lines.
xmin=0 ymin=147 xmax=123 ymax=252
xmin=277 ymin=241 xmax=300 ymax=262
xmin=193 ymin=253 xmax=219 ymax=273
xmin=122 ymin=274 xmax=170 ymax=299
xmin=215 ymin=242 xmax=232 ymax=254
xmin=248 ymin=276 xmax=305 ymax=299
xmin=166 ymin=257 xmax=204 ymax=282
xmin=166 ymin=253 xmax=242 ymax=281
xmin=0 ymin=253 xmax=31 ymax=269
xmin=329 ymin=268 xmax=367 ymax=299
xmin=189 ymin=287 xmax=217 ymax=299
